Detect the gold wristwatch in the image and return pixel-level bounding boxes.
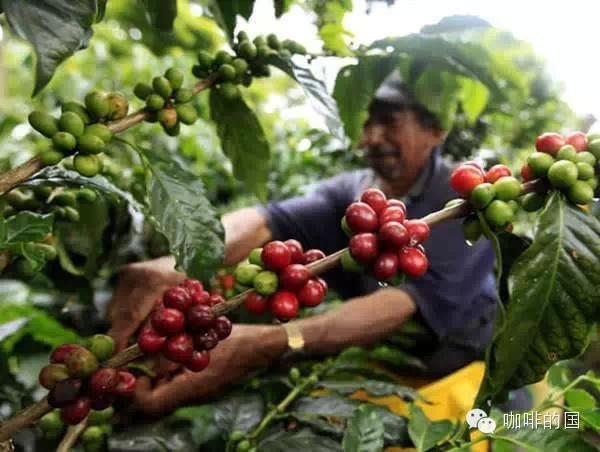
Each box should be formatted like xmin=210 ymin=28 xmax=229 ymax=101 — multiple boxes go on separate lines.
xmin=282 ymin=322 xmax=305 ymax=354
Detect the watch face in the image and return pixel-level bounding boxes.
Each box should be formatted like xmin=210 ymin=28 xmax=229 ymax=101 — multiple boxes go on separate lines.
xmin=289 ymin=336 xmax=305 ymax=349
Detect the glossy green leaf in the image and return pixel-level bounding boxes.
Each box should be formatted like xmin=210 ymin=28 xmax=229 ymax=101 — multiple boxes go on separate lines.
xmin=458 ymin=76 xmax=490 ymax=124
xmin=274 ymin=0 xmax=292 ymax=17
xmin=140 ymin=0 xmax=178 ymax=31
xmin=293 ymin=396 xmax=411 ymax=447
xmin=212 ymin=392 xmax=264 ymax=436
xmin=413 ymin=70 xmax=460 ymax=130
xmin=259 ymin=427 xmax=343 ymax=451
xmin=497 ymin=231 xmax=532 ymax=305
xmin=491 ymin=424 xmax=598 ymax=451
xmin=209 ymin=0 xmax=255 ymax=42
xmin=267 ymin=55 xmax=348 ymax=145
xmin=580 ymin=408 xmax=600 ymax=432
xmin=108 ymin=422 xmax=197 ymax=451
xmin=565 ymin=389 xmax=596 ymax=410
xmin=546 ymin=360 xmax=573 ymax=390
xmin=0 ymin=212 xmax=54 ymax=249
xmin=167 ymin=405 xmax=220 ymax=445
xmin=407 ymin=404 xmax=453 ymax=452
xmin=142 ymin=147 xmax=225 ymax=282
xmin=209 ymin=89 xmax=271 ymax=201
xmin=481 ymin=193 xmax=600 ymax=402
xmin=317 ymin=379 xmax=421 ymax=402
xmin=3 ymin=0 xmax=102 ymax=95
xmin=319 ymin=22 xmax=354 ymax=57
xmin=333 ymin=55 xmax=397 ymax=147
xmin=342 ymin=405 xmax=385 ymax=452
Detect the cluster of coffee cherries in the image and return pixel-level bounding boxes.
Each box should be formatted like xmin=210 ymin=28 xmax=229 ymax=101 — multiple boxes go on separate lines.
xmin=521 ymin=131 xmax=599 ymax=209
xmin=133 ymin=67 xmax=198 ymax=136
xmin=136 ymin=279 xmax=232 ymax=373
xmin=450 ymin=161 xmax=522 ymax=239
xmin=208 ymin=267 xmax=237 ymax=299
xmin=39 ymin=405 xmax=113 ymax=449
xmin=237 ymin=240 xmax=328 ymax=321
xmin=340 ymin=188 xmax=430 ymax=281
xmin=38 ymin=335 xmax=136 ymax=425
xmin=192 ymin=31 xmax=307 ymax=100
xmin=29 ymin=92 xmax=127 ymax=176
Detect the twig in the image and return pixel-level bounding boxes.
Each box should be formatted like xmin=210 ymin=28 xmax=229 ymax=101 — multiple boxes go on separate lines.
xmin=0 ymin=75 xmax=219 ymax=196
xmin=56 ymin=418 xmax=88 ymax=452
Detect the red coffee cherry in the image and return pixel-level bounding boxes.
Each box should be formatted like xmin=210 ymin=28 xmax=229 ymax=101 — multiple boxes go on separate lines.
xmin=163 ymin=333 xmax=194 ymax=363
xmin=349 ymin=233 xmax=379 ymax=262
xmin=48 ymin=379 xmax=83 ymax=408
xmin=450 ymin=165 xmax=485 ymax=198
xmin=378 ymin=221 xmax=409 ymax=249
xmin=214 ymin=316 xmax=233 ymax=340
xmin=262 ymin=241 xmax=292 ymax=271
xmin=152 ymin=308 xmax=185 ymax=336
xmin=344 ymin=202 xmax=379 ymax=233
xmin=269 ymin=291 xmax=300 ymax=321
xmin=379 ymin=206 xmax=406 ymax=225
xmin=404 ymin=219 xmax=430 ymax=244
xmin=284 ymin=239 xmax=304 ymax=263
xmin=89 ymin=393 xmax=117 ymax=411
xmin=60 ymin=397 xmax=91 ymax=425
xmin=114 ymin=371 xmax=137 ymax=398
xmin=279 ymin=264 xmax=310 ymax=291
xmin=314 ymin=276 xmax=328 ymax=293
xmin=244 ymin=291 xmax=269 ymax=315
xmin=302 ymin=249 xmax=326 ymax=265
xmin=186 ymin=305 xmax=216 ymax=332
xmin=137 ymin=322 xmax=167 ymax=354
xmin=371 ymin=252 xmax=399 ymax=281
xmin=386 ymin=199 xmax=407 ymax=213
xmin=521 ymin=164 xmax=534 ymax=182
xmin=163 ymin=286 xmax=192 ymax=312
xmin=208 ymin=294 xmax=225 ymax=306
xmin=186 ymin=350 xmax=211 ymax=372
xmin=535 ymin=132 xmax=565 ymax=156
xmin=565 ymin=131 xmax=587 ymax=152
xmin=181 ymin=279 xmax=204 ymax=293
xmin=193 ymin=329 xmax=219 ymax=351
xmin=297 ymin=278 xmax=325 ymax=307
xmin=88 ymin=368 xmax=118 ymax=395
xmin=398 ymin=247 xmax=429 ymax=278
xmin=485 ymin=164 xmax=511 ymax=184
xmin=50 ymin=344 xmax=84 ymax=365
xmin=360 ymin=188 xmax=387 ymax=215
xmin=463 ymin=160 xmax=486 ymax=176
xmin=190 ymin=289 xmax=210 ymax=306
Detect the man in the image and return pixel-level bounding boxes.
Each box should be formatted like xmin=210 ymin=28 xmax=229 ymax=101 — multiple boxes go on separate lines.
xmin=107 ymin=71 xmax=500 ymax=416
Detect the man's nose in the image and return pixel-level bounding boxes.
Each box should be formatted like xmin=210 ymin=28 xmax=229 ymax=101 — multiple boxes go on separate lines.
xmin=359 ymin=123 xmax=386 ymax=149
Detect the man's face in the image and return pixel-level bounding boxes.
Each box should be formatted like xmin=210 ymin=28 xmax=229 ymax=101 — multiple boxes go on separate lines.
xmin=358 ymin=108 xmax=443 ymax=183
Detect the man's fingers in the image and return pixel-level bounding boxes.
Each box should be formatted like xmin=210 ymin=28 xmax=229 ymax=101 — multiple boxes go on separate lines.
xmin=107 ymin=326 xmax=134 ymax=353
xmin=134 ymin=374 xmax=188 ymax=416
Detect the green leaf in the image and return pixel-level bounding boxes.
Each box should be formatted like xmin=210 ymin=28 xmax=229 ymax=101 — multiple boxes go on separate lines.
xmin=497 ymin=232 xmax=532 ymax=305
xmin=3 ymin=0 xmax=101 ymax=95
xmin=491 ymin=424 xmax=598 ymax=451
xmin=274 ymin=0 xmax=292 ymax=17
xmin=108 ymin=421 xmax=198 ymax=451
xmin=267 ymin=55 xmax=348 ymax=145
xmin=0 ymin=304 xmax=80 ymax=354
xmin=166 ymin=405 xmax=220 ymax=445
xmin=420 ymin=15 xmax=492 ymax=35
xmin=333 ymin=55 xmax=398 ymax=147
xmin=140 ymin=0 xmax=178 ymax=31
xmin=342 ymin=405 xmax=385 ymax=452
xmin=292 ymin=396 xmax=411 ymax=447
xmin=580 ymin=408 xmax=600 ymax=432
xmin=212 ymin=392 xmax=264 ymax=436
xmin=368 ymin=345 xmax=426 ymax=370
xmin=317 ymin=380 xmax=421 ymax=402
xmin=142 ymin=147 xmax=225 ymax=282
xmin=565 ymin=389 xmax=596 ymax=410
xmin=209 ymin=89 xmax=271 ymax=201
xmin=319 ymin=22 xmax=354 ymax=57
xmin=407 ymin=404 xmax=453 ymax=452
xmin=481 ymin=193 xmax=600 ymax=402
xmin=0 ymin=212 xmax=54 ymax=249
xmin=413 ymin=70 xmax=461 ymax=130
xmin=209 ymin=0 xmax=255 ymax=42
xmin=458 ymin=76 xmax=490 ymax=124
xmin=259 ymin=427 xmax=343 ymax=452
xmin=23 ymin=166 xmax=144 ymax=213
xmin=546 ymin=360 xmax=574 ymax=390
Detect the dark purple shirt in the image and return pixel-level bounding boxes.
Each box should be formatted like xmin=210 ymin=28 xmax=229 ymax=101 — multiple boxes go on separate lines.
xmin=258 ymin=149 xmax=497 ymax=352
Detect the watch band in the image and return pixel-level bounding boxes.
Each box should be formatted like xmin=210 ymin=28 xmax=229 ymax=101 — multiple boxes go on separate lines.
xmin=282 ymin=322 xmax=305 ymax=352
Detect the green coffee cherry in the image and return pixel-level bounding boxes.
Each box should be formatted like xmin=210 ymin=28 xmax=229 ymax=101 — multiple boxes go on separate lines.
xmin=341 ymin=249 xmax=365 ymax=272
xmin=84 ymin=123 xmax=113 ymax=143
xmin=52 ymin=191 xmax=77 ymax=207
xmin=229 ymin=430 xmax=245 ymax=442
xmin=253 ymin=270 xmax=279 ymax=296
xmin=5 ymin=190 xmax=28 ymax=209
xmin=256 ymin=45 xmax=270 ymax=60
xmin=236 ymin=440 xmax=251 ymax=452
xmin=74 ymin=154 xmax=102 ymax=177
xmin=77 ymin=188 xmax=98 ymax=202
xmin=587 ymin=139 xmax=600 ymax=159
xmin=520 ymin=192 xmax=547 ymax=212
xmin=153 ymin=76 xmax=173 ymax=100
xmin=218 ymin=83 xmax=241 ymax=100
xmin=556 ymin=145 xmax=578 ymax=162
xmin=64 ymin=206 xmax=80 ymax=222
xmin=85 ymin=92 xmax=111 ymax=121
xmin=134 ymin=82 xmax=154 ymax=101
xmin=528 ymin=151 xmax=555 ymax=177
xmin=146 ymin=94 xmax=165 ymax=111
xmin=175 ymin=104 xmax=198 ymax=125
xmin=462 ymin=216 xmax=483 ymax=243
xmin=106 ymin=93 xmax=129 ymax=120
xmin=469 ymin=183 xmax=495 ymax=209
xmin=158 ymin=108 xmax=178 ymax=129
xmin=165 ymin=68 xmax=185 ymax=91
xmin=267 ymin=34 xmax=281 ymax=49
xmin=234 ymin=263 xmax=262 ymax=285
xmin=164 ymin=122 xmax=181 ymax=137
xmin=214 ymin=50 xmax=233 ymax=67
xmin=62 ymin=102 xmax=91 ymax=125
xmin=484 ymin=200 xmax=514 ymax=229
xmin=576 ymin=162 xmax=595 ymax=181
xmin=173 ymin=88 xmax=193 ymax=103
xmin=289 ymin=367 xmax=301 ymax=382
xmin=279 ymin=49 xmax=292 ymax=58
xmin=52 ymin=132 xmax=77 ymax=153
xmin=197 ymin=51 xmax=214 ymax=69
xmin=29 ymin=111 xmax=59 ymax=138
xmin=253 ymin=36 xmax=267 ymax=47
xmin=78 ymin=134 xmax=105 ymax=155
xmin=238 ymin=41 xmax=257 ymax=60
xmin=232 ymin=58 xmax=249 ymax=77
xmin=218 ymin=64 xmax=237 ymax=82
xmin=59 ymin=112 xmax=85 ymax=137
xmin=548 ymin=160 xmax=578 ymax=189
xmin=248 ymin=248 xmax=263 ymax=266
xmin=33 ymin=185 xmax=53 ymax=199
xmin=567 ymin=181 xmax=594 ymax=205
xmin=237 ymin=31 xmax=249 ymax=42
xmin=341 ymin=216 xmax=353 ymax=237
xmin=576 ymin=151 xmax=597 ymax=167
xmin=87 ymin=334 xmax=115 ymax=361
xmin=40 ymin=150 xmax=64 ymax=166
xmin=493 ymin=176 xmax=521 ymax=201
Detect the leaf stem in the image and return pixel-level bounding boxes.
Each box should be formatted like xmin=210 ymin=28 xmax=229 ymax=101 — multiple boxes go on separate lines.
xmin=0 ymin=75 xmax=218 ymax=196
xmin=56 ymin=418 xmax=88 ymax=452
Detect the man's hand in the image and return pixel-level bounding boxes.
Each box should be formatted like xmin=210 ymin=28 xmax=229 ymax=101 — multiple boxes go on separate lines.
xmin=107 ymin=256 xmax=186 ymax=352
xmin=133 ymin=324 xmax=286 ymax=417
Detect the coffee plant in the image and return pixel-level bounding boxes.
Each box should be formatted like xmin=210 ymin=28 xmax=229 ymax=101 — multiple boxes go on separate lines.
xmin=0 ymin=2 xmax=598 ymax=452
